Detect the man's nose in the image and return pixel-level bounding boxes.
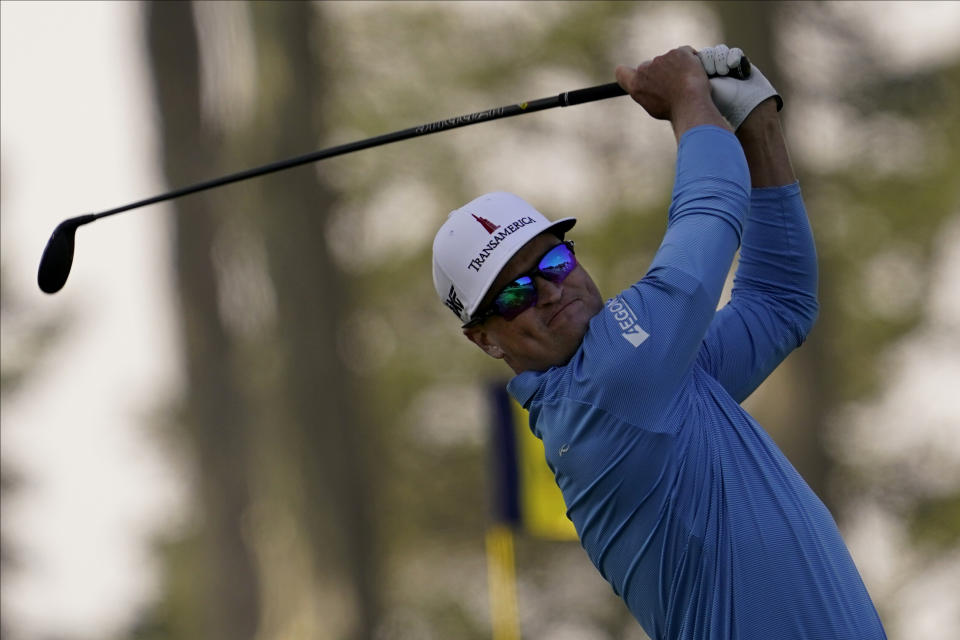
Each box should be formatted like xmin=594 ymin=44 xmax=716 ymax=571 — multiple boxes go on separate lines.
xmin=534 ymin=275 xmax=563 ymax=305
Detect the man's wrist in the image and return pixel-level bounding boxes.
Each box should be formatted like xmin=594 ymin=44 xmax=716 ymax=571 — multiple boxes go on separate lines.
xmin=735 ymin=98 xmax=780 ymax=137
xmin=670 ymin=90 xmax=730 ymax=141
xmin=735 ymin=101 xmax=796 ymax=188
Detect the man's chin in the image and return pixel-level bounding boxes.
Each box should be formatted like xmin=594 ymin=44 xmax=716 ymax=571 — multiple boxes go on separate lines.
xmin=548 ymin=326 xmax=591 ymax=369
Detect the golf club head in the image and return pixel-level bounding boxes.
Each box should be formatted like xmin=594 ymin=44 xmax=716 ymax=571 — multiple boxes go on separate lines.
xmin=37 ymin=214 xmax=97 ymax=294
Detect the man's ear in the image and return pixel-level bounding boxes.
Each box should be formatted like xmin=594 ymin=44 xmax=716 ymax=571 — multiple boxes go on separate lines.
xmin=463 ymin=325 xmax=505 ymax=360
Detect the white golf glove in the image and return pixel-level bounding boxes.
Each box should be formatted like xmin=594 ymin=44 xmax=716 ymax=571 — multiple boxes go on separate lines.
xmin=698 ymin=44 xmax=782 ymax=130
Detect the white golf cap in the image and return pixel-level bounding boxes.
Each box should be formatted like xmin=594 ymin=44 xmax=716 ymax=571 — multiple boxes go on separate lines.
xmin=432 ymin=191 xmax=576 ymax=324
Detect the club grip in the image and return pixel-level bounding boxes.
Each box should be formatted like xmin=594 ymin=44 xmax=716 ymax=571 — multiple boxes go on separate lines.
xmin=561 ymin=55 xmax=751 ymax=107
xmin=724 ymin=55 xmax=752 ymax=80
xmin=560 ymin=83 xmax=627 ymax=106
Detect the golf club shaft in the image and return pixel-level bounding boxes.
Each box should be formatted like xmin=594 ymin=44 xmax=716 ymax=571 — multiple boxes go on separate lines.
xmin=84 ymin=83 xmax=629 ymax=224
xmin=35 ymin=82 xmax=631 ymax=295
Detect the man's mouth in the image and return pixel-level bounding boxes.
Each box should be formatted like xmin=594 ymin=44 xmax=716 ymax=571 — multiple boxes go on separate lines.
xmin=548 ymin=298 xmax=581 ymax=326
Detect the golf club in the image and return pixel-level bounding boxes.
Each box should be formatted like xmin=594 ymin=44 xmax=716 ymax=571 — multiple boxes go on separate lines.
xmin=37 ymin=57 xmax=750 ymax=294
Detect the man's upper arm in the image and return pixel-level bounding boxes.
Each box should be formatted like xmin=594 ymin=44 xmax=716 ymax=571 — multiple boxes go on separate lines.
xmin=697 ymin=183 xmax=819 ymax=402
xmin=583 ymin=126 xmax=750 ymax=412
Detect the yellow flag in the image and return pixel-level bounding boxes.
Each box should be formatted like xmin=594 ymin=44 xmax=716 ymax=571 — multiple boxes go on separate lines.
xmin=489 ymin=383 xmax=577 ymax=540
xmin=511 ymin=400 xmax=578 ymax=540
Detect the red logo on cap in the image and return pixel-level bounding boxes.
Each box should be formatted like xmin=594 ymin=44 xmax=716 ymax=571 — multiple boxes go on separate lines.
xmin=472 ymin=214 xmax=500 ymax=234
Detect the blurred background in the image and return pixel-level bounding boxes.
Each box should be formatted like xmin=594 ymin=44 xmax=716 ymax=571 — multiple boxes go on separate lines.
xmin=2 ymin=2 xmax=958 ymax=639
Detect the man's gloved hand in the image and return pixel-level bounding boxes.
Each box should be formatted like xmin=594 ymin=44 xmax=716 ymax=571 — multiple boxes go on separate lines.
xmin=697 ymin=44 xmax=783 ymax=130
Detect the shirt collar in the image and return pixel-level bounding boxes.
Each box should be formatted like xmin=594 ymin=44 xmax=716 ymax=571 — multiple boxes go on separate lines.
xmin=507 ymin=369 xmax=546 ymax=408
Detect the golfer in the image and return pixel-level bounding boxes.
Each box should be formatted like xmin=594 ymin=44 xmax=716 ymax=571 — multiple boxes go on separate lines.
xmin=432 ymin=46 xmax=885 ymax=639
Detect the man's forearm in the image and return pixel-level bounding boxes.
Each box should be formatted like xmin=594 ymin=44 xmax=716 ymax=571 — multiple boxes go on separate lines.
xmin=735 ymin=98 xmax=795 ymax=188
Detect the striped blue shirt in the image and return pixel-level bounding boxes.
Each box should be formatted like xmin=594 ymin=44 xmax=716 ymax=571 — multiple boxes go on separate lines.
xmin=508 ymin=126 xmax=885 ymax=639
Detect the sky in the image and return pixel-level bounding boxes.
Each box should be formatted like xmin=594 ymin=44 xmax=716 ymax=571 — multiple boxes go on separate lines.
xmin=1 ymin=2 xmax=959 ymax=639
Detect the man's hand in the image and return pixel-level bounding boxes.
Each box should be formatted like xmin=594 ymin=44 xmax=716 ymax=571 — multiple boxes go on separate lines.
xmin=698 ymin=44 xmax=782 ymax=130
xmin=616 ymin=46 xmax=729 ymax=140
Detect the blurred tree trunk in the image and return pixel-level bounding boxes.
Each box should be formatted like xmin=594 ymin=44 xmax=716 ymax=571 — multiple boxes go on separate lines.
xmin=146 ymin=3 xmax=260 ymax=640
xmin=245 ymin=3 xmax=380 ymax=637
xmin=714 ymin=1 xmax=835 ymax=507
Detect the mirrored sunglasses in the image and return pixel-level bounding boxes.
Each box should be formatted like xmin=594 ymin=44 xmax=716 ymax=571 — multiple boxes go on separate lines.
xmin=465 ymin=241 xmax=576 ymax=327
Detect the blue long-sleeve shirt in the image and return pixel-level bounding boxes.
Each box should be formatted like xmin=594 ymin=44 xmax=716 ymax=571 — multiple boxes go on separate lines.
xmin=508 ymin=126 xmax=885 ymax=639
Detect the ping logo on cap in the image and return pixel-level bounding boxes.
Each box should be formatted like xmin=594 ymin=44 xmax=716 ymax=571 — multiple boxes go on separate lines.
xmin=472 ymin=214 xmax=500 ymax=234
xmin=444 ymin=285 xmax=465 ymax=319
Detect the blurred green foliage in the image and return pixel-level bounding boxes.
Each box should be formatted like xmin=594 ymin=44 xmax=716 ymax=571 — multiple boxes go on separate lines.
xmin=0 ymin=262 xmax=69 ymax=639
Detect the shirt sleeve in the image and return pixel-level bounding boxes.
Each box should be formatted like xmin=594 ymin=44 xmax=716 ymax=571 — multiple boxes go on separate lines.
xmin=696 ymin=182 xmax=819 ymax=402
xmin=571 ymin=126 xmax=751 ymax=418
